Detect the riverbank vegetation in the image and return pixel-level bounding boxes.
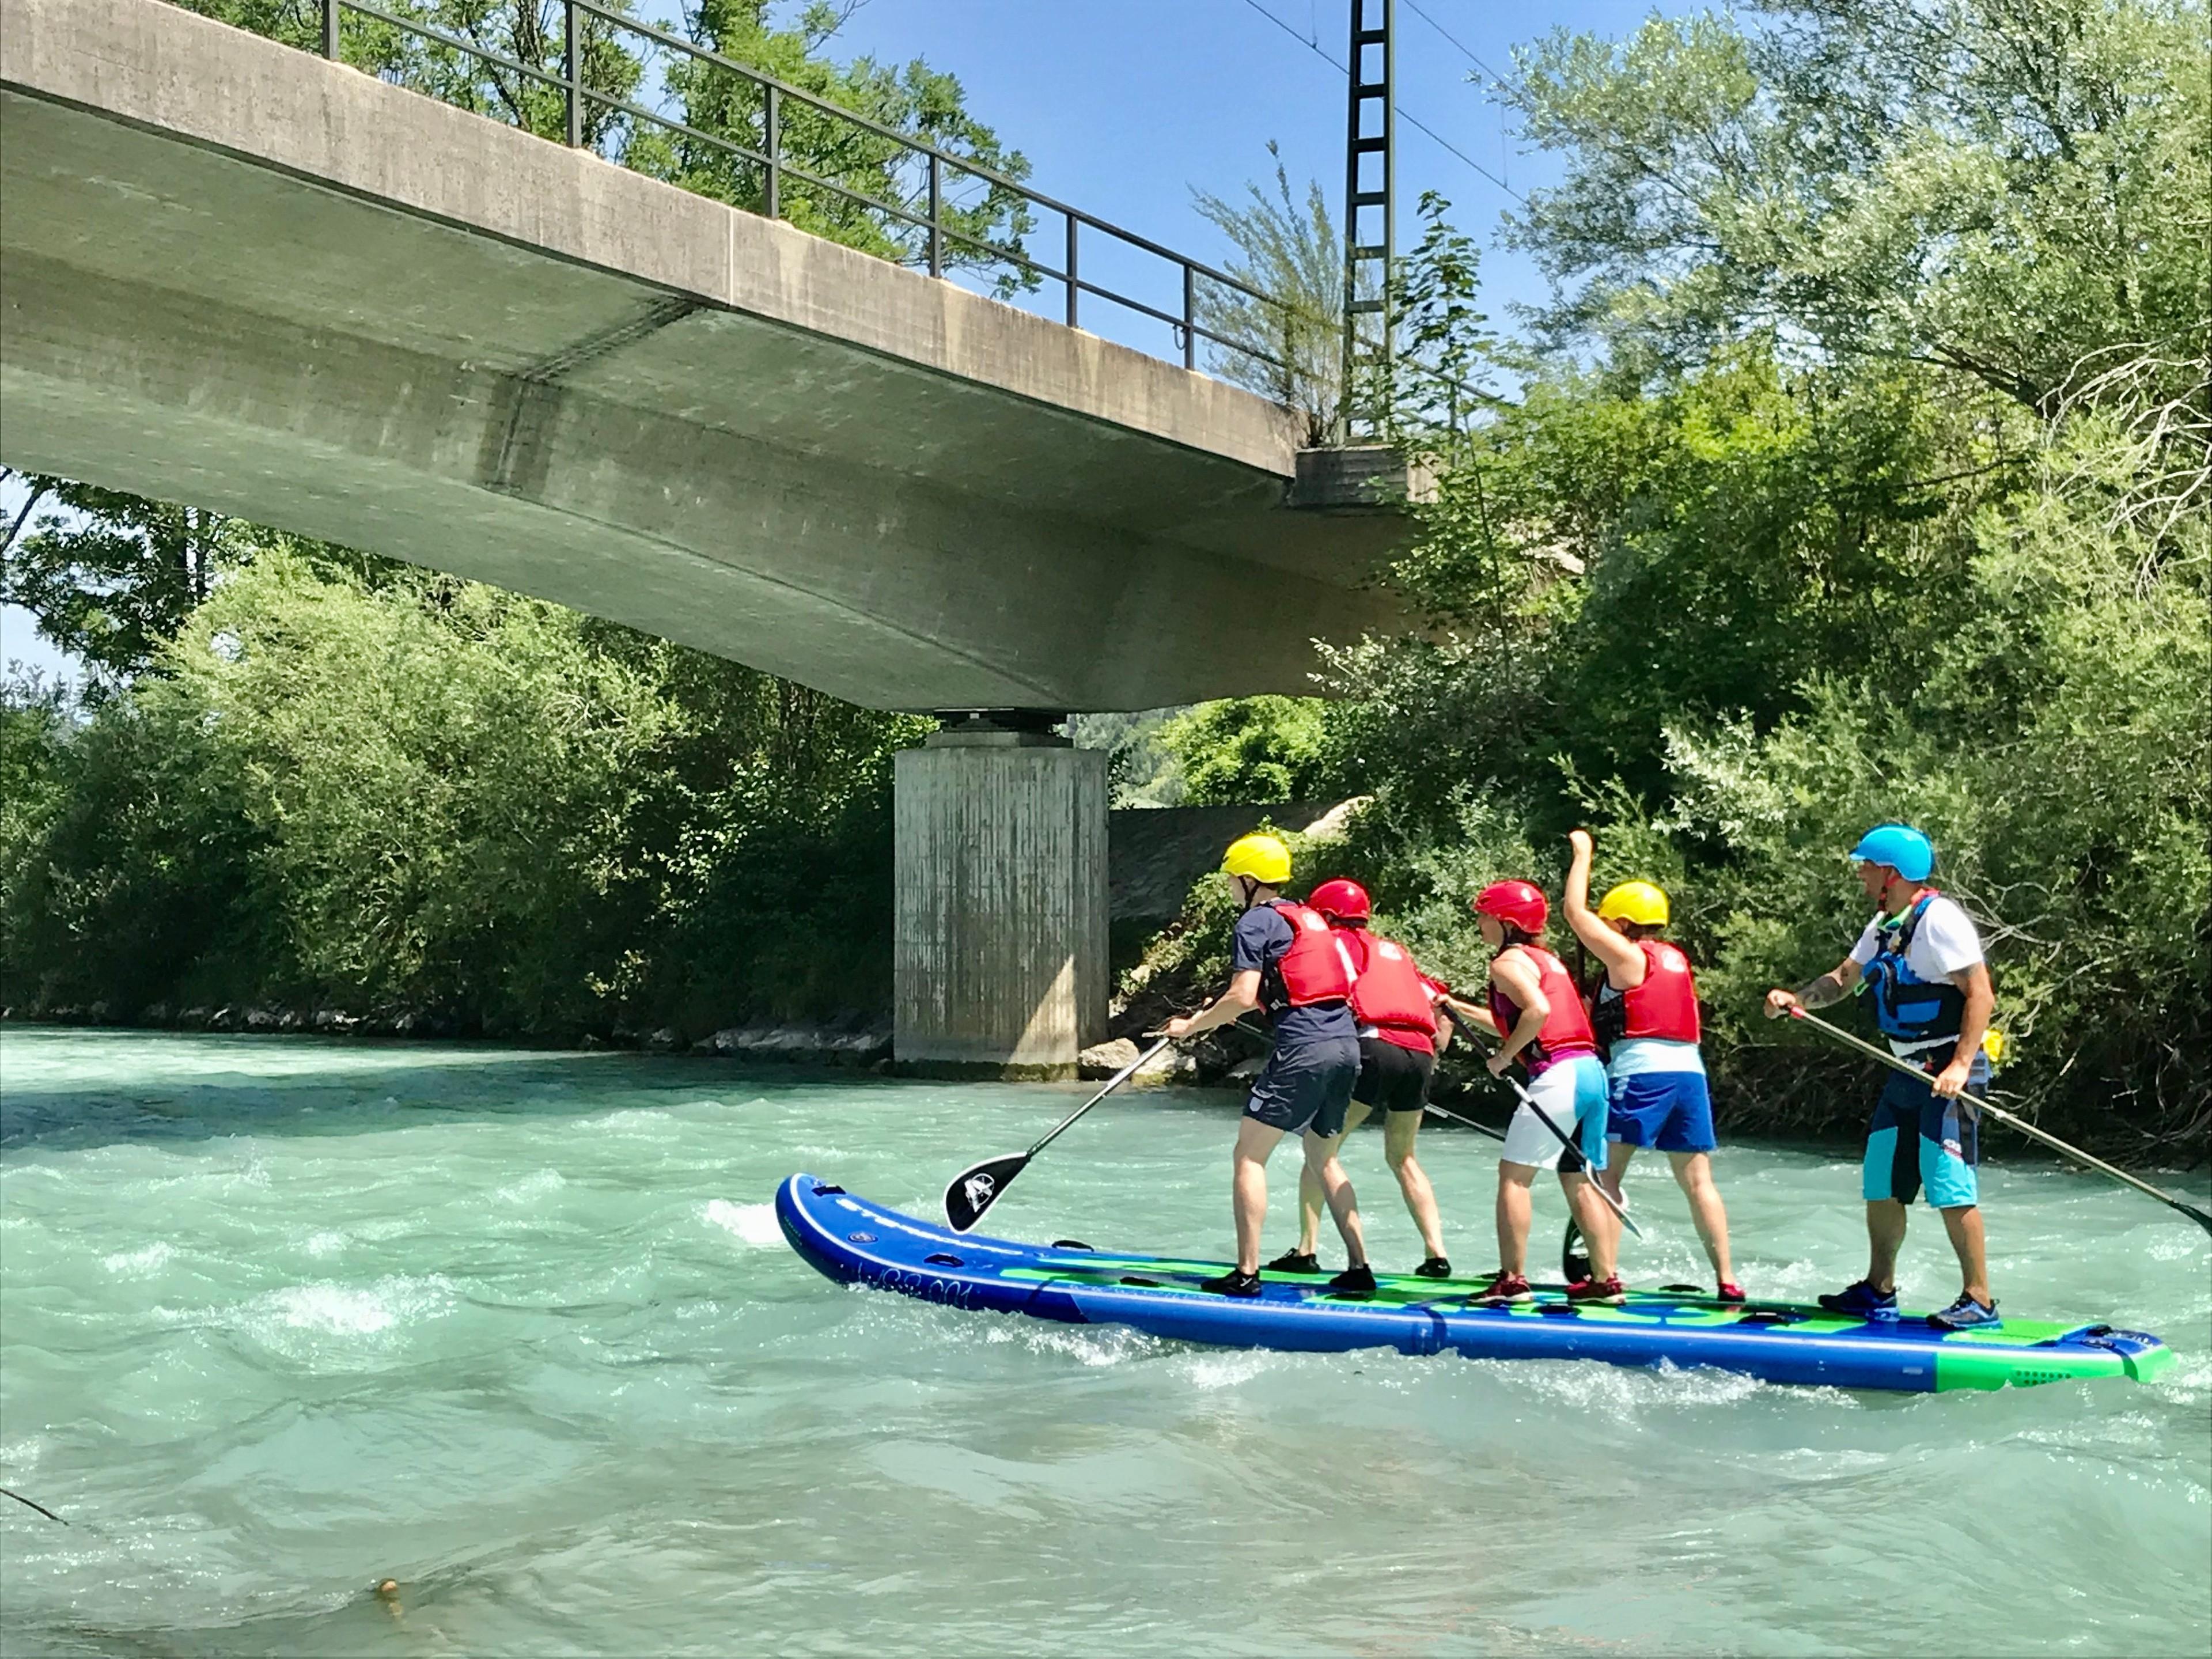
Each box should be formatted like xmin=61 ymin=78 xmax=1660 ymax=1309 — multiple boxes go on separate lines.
xmin=3 ymin=1 xmax=2205 ymax=1147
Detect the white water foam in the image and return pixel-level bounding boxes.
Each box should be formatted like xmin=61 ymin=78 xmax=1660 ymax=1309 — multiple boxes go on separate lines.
xmin=704 ymin=1199 xmax=783 ymax=1248
xmin=101 ymin=1241 xmax=176 ymax=1277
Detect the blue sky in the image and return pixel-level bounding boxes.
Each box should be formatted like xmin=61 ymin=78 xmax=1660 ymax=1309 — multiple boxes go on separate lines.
xmin=3 ymin=0 xmax=1677 ymax=685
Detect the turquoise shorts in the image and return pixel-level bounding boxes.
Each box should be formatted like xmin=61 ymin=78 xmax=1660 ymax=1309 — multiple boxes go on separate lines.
xmin=1862 ymin=1056 xmax=1990 ymax=1209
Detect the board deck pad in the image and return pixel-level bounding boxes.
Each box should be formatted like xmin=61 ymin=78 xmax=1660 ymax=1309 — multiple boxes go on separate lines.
xmin=775 ymin=1175 xmax=2172 ymax=1394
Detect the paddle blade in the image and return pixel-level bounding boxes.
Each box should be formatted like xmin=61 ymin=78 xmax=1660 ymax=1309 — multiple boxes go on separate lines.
xmin=2179 ymin=1199 xmax=2212 ymax=1238
xmin=1560 ymin=1218 xmax=1590 ymax=1285
xmin=944 ymin=1153 xmax=1029 ymax=1233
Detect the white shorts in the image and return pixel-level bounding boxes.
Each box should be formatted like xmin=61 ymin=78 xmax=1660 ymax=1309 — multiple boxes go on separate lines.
xmin=1499 ymin=1055 xmax=1609 ymax=1172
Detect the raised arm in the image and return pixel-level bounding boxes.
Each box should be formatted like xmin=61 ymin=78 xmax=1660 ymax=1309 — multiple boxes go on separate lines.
xmin=1563 ymin=829 xmax=1647 ymax=988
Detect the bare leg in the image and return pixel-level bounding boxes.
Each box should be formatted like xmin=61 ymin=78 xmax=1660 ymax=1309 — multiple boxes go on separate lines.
xmin=1297 ymin=1099 xmax=1372 ymax=1256
xmin=1561 ymin=1173 xmax=1619 ymax=1280
xmin=1230 ymin=1117 xmax=1286 ymax=1274
xmin=1302 ymin=1128 xmax=1368 ymax=1267
xmin=1598 ymin=1141 xmax=1635 ymax=1205
xmin=1938 ymin=1205 xmax=1991 ymax=1305
xmin=1865 ymin=1198 xmax=1909 ymax=1292
xmin=1668 ymin=1151 xmax=1735 ymax=1285
xmin=1495 ymin=1161 xmax=1539 ymax=1276
xmin=1382 ymin=1110 xmax=1446 ymax=1260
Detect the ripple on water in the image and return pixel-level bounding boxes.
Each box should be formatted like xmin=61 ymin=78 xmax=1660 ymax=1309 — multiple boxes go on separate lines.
xmin=0 ymin=1027 xmax=2204 ymax=1659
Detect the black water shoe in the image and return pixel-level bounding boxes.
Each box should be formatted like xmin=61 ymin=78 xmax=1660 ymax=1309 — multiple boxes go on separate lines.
xmin=1201 ymin=1268 xmax=1263 ymax=1298
xmin=1265 ymin=1248 xmax=1321 ymax=1274
xmin=1414 ymin=1256 xmax=1452 ymax=1279
xmin=1328 ymin=1264 xmax=1377 ymax=1297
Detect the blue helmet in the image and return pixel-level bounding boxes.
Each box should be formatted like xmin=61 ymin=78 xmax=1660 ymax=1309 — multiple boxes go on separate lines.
xmin=1849 ymin=823 xmax=1934 ymax=882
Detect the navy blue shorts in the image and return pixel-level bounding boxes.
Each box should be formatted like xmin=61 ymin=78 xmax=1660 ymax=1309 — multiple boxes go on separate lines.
xmin=1245 ymin=1036 xmax=1361 ymax=1138
xmin=1863 ymin=1054 xmax=1990 ymax=1208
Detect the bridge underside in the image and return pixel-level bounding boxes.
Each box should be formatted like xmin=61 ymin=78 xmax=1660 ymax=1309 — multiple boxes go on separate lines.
xmin=1 ymin=0 xmax=1411 ymax=713
xmin=1 ymin=0 xmax=1420 ymax=1074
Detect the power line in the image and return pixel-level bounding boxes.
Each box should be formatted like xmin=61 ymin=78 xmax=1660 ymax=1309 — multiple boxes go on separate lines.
xmin=1229 ymin=0 xmax=1525 ymax=203
xmin=1401 ymin=0 xmax=1525 ymax=97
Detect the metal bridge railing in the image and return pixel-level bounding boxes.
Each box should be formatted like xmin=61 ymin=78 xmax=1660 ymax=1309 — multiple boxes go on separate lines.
xmin=309 ymin=0 xmax=1318 ymax=387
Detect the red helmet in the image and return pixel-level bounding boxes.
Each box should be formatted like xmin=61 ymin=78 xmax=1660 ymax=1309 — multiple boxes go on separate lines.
xmin=1308 ymin=878 xmax=1372 ymax=923
xmin=1473 ymin=879 xmax=1548 ymax=934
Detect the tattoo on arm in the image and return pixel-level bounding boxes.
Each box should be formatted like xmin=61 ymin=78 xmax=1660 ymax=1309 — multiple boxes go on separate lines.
xmin=1794 ymin=973 xmax=1847 ymax=1009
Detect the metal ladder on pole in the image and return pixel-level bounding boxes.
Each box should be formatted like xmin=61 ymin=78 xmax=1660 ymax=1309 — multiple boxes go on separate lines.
xmin=1340 ymin=0 xmax=1395 ymax=442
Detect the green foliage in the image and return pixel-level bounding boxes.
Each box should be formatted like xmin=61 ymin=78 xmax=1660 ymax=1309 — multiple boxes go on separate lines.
xmin=1191 ymin=145 xmax=1366 ymax=444
xmin=1505 ymin=1 xmax=2211 ymax=412
xmin=1 ymin=474 xmax=249 ymax=685
xmin=1156 ymin=0 xmax=2210 ymax=1144
xmin=1157 ymin=698 xmax=1333 ymax=806
xmin=643 ymin=0 xmax=1036 ymax=290
xmin=1 ymin=550 xmax=929 ymax=1032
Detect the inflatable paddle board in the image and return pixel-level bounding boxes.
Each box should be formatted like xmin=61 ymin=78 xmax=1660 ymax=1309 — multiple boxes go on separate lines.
xmin=777 ymin=1175 xmax=2173 ymax=1393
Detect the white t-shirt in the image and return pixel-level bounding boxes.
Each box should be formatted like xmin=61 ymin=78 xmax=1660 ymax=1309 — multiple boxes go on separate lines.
xmin=1849 ymin=895 xmax=1984 ymax=1053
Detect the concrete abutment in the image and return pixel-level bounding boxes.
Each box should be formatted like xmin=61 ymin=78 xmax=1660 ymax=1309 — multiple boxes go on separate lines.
xmin=893 ymin=725 xmax=1108 ymax=1080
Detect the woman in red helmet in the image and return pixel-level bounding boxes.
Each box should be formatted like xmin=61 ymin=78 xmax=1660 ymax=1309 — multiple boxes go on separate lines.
xmin=1457 ymin=878 xmax=1623 ymax=1305
xmin=1267 ymin=877 xmax=1454 ymax=1278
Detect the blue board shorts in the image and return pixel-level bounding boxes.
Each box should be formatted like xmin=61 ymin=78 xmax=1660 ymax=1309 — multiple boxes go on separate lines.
xmin=1245 ymin=1036 xmax=1361 ymax=1138
xmin=1863 ymin=1054 xmax=1991 ymax=1209
xmin=1607 ymin=1071 xmax=1718 ymax=1154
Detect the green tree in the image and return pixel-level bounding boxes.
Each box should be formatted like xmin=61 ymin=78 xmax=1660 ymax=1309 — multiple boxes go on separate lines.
xmin=1505 ymin=1 xmax=2212 ymax=414
xmin=1 ymin=474 xmax=251 ymax=683
xmin=646 ymin=0 xmax=1036 ymax=290
xmin=1191 ymin=145 xmax=1368 ymax=444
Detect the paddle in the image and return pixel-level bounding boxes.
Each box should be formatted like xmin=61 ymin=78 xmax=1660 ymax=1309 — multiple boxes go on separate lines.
xmin=1438 ymin=998 xmax=1641 ymax=1239
xmin=943 ymin=1037 xmax=1174 ymax=1233
xmin=1419 ymin=1099 xmax=1507 ymax=1143
xmin=1786 ymin=1006 xmax=2212 ymax=1237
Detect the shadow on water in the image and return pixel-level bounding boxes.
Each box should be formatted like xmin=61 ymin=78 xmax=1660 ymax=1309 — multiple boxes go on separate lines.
xmin=0 ymin=1025 xmax=911 ymax=1154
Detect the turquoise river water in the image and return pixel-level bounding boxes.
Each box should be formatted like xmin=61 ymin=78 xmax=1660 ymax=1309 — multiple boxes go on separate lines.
xmin=1 ymin=1028 xmax=2206 ymax=1656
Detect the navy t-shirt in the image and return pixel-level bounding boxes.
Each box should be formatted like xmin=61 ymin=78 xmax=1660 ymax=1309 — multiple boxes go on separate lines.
xmin=1231 ymin=904 xmax=1357 ymax=1049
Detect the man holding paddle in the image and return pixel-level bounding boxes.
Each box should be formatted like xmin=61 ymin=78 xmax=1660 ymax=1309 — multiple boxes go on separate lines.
xmin=1162 ymin=834 xmax=1374 ymax=1299
xmin=1764 ymin=823 xmax=2001 ymax=1330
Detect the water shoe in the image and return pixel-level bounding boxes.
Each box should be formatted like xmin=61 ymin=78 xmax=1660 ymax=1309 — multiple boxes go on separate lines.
xmin=1927 ymin=1293 xmax=2002 ymax=1331
xmin=1201 ymin=1268 xmax=1263 ymax=1298
xmin=1717 ymin=1282 xmax=1747 ymax=1304
xmin=1817 ymin=1279 xmax=1900 ymax=1321
xmin=1265 ymin=1249 xmax=1321 ymax=1274
xmin=1566 ymin=1275 xmax=1627 ymax=1305
xmin=1328 ymin=1264 xmax=1377 ymax=1297
xmin=1414 ymin=1256 xmax=1452 ymax=1279
xmin=1471 ymin=1271 xmax=1532 ymax=1306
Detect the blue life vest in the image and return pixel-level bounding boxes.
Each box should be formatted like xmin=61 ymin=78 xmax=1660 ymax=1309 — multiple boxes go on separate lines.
xmin=1861 ymin=891 xmax=1967 ymax=1044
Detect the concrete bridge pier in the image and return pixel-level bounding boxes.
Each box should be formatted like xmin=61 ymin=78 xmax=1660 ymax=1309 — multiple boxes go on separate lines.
xmin=894 ymin=716 xmax=1109 ymax=1080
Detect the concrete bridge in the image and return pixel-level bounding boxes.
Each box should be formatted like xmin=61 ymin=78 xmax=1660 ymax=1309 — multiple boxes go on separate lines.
xmin=0 ymin=0 xmax=1415 ymax=1074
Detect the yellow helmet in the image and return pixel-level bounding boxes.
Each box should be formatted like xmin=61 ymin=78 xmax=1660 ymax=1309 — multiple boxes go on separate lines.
xmin=1221 ymin=832 xmax=1292 ymax=886
xmin=1597 ymin=880 xmax=1671 ymax=927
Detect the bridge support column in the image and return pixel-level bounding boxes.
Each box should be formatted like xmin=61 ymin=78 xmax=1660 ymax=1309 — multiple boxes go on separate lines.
xmin=893 ymin=717 xmax=1108 ymax=1080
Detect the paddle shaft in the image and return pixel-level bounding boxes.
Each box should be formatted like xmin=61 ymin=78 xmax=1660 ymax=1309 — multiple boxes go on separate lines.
xmin=1787 ymin=1006 xmax=2212 ymax=1234
xmin=1024 ymin=1037 xmax=1175 ymax=1160
xmin=1440 ymin=1001 xmax=1641 ymax=1237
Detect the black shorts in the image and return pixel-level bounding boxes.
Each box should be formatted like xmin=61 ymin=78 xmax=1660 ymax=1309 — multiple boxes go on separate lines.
xmin=1245 ymin=1036 xmax=1361 ymax=1138
xmin=1353 ymin=1036 xmax=1434 ymax=1115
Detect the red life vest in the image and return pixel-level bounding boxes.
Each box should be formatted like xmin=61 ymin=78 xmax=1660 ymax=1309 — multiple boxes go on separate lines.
xmin=1342 ymin=928 xmax=1440 ymax=1051
xmin=1487 ymin=944 xmax=1597 ymax=1076
xmin=1266 ymin=901 xmax=1357 ymax=1007
xmin=1592 ymin=938 xmax=1702 ymax=1047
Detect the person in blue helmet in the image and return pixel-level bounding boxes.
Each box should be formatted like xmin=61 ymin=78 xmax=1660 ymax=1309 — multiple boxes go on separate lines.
xmin=1764 ymin=824 xmax=1999 ymax=1329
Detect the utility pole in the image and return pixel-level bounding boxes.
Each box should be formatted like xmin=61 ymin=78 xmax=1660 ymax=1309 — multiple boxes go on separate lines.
xmin=1340 ymin=0 xmax=1394 ymax=442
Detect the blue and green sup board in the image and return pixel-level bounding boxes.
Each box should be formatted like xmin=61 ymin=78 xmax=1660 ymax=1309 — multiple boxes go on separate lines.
xmin=777 ymin=1175 xmax=2173 ymax=1393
